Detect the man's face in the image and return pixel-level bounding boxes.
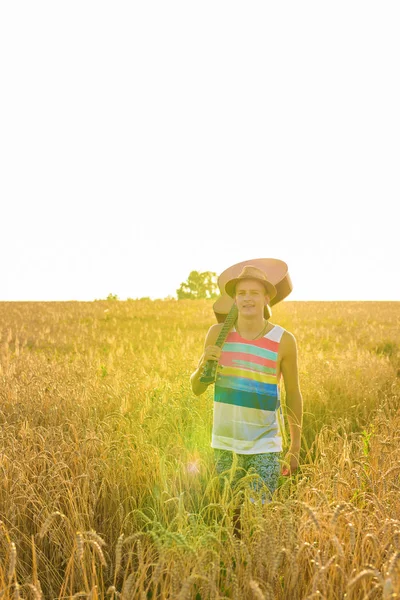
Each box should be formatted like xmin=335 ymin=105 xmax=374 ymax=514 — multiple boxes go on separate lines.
xmin=235 ymin=279 xmax=269 ymax=315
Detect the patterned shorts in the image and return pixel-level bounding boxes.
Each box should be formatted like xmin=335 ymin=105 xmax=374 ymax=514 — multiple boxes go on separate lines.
xmin=214 ymin=449 xmax=282 ymax=498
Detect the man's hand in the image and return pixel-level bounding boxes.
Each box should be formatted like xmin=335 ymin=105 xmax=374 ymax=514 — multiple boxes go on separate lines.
xmin=281 ymin=447 xmax=300 ymax=476
xmin=200 ymin=345 xmax=222 ymax=369
xmin=191 ymin=342 xmax=222 ymax=396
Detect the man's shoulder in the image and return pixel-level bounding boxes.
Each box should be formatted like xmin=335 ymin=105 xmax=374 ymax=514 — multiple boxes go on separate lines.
xmin=205 ymin=322 xmax=225 ymax=345
xmin=268 ymin=323 xmax=295 ymax=341
xmin=278 ymin=327 xmax=298 ymax=356
xmin=281 ymin=328 xmax=296 ymax=342
xmin=208 ymin=322 xmax=224 ymax=336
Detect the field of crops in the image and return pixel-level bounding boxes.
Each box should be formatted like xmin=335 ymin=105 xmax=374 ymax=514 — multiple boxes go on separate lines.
xmin=0 ymin=299 xmax=399 ymax=599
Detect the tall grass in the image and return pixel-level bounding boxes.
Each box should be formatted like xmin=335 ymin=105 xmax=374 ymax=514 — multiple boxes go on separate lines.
xmin=0 ymin=299 xmax=399 ymax=599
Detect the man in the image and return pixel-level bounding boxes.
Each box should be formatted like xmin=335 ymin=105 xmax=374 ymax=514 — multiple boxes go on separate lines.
xmin=191 ymin=265 xmax=303 ymax=499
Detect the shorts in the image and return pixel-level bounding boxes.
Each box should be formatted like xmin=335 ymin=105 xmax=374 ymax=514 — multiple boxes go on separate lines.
xmin=214 ymin=449 xmax=282 ymax=498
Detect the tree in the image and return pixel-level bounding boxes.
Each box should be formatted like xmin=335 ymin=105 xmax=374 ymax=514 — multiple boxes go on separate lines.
xmin=176 ymin=271 xmax=219 ymax=299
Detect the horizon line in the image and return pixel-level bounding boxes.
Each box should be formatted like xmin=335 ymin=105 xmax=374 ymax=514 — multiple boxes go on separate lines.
xmin=1 ymin=298 xmax=399 ymax=303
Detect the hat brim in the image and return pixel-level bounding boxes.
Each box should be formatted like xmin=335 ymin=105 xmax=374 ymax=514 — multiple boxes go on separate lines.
xmin=225 ymin=277 xmax=277 ymax=300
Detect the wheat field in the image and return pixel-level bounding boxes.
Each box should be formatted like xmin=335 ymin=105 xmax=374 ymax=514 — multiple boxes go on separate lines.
xmin=0 ymin=299 xmax=399 ymax=600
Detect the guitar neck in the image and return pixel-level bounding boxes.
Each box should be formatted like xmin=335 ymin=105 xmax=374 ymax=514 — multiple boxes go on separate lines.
xmin=215 ymin=304 xmax=238 ymax=347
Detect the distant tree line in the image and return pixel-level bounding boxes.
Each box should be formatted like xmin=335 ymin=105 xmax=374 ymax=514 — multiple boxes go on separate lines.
xmin=97 ymin=270 xmax=219 ymax=301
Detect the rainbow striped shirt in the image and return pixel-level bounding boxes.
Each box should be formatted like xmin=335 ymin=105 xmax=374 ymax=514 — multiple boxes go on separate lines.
xmin=212 ymin=325 xmax=285 ymax=454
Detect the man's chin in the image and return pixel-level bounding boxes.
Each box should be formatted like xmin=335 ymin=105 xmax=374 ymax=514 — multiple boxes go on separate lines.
xmin=240 ymin=306 xmax=259 ymax=316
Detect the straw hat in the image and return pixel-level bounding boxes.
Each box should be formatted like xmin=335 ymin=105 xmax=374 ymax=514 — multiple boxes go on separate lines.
xmin=225 ymin=265 xmax=277 ymax=300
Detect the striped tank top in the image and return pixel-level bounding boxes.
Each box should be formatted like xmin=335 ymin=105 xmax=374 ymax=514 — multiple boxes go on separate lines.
xmin=212 ymin=324 xmax=286 ymax=454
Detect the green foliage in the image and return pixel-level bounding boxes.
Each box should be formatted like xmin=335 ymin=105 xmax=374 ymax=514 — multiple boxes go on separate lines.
xmin=176 ymin=271 xmax=218 ymax=300
xmin=375 ymin=340 xmax=398 ymax=358
xmin=106 ymin=293 xmax=119 ymax=301
xmin=361 ymin=425 xmax=374 ymax=457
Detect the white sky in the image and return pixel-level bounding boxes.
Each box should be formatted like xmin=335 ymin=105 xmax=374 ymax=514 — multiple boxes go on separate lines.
xmin=1 ymin=2 xmax=399 ymax=301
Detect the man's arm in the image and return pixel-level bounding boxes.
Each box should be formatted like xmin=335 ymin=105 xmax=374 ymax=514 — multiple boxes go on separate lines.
xmin=280 ymin=331 xmax=303 ymax=469
xmin=190 ymin=324 xmax=223 ymax=396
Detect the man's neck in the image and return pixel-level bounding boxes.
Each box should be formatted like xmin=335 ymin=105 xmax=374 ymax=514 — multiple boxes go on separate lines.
xmin=236 ymin=315 xmax=265 ymax=335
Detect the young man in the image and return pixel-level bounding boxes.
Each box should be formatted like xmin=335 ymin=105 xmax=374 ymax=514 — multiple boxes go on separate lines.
xmin=191 ymin=265 xmax=303 ymax=498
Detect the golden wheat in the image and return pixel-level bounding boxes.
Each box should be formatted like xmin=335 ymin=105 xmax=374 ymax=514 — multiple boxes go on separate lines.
xmin=0 ymin=299 xmax=399 ymax=599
